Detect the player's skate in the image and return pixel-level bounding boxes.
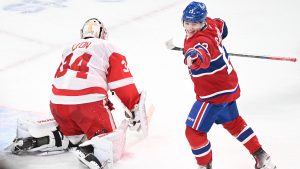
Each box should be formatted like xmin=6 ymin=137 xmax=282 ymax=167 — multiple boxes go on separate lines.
xmin=253 ymin=148 xmax=277 ymax=169
xmin=198 ymin=162 xmax=212 ymax=169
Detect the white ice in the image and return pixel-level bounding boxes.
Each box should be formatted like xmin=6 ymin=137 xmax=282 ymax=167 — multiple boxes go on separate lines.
xmin=0 ymin=0 xmax=300 ymax=169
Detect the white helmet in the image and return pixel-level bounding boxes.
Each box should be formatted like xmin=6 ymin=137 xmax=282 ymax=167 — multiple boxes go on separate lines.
xmin=80 ymin=18 xmax=107 ymax=39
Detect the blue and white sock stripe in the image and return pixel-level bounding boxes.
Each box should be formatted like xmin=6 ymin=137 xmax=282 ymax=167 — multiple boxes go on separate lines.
xmin=192 ymin=141 xmax=211 ymax=157
xmin=236 ymin=126 xmax=255 ymax=144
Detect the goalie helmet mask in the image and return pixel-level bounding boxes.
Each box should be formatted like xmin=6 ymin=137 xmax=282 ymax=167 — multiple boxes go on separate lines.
xmin=182 ymin=1 xmax=207 ymax=23
xmin=80 ymin=18 xmax=107 ymax=39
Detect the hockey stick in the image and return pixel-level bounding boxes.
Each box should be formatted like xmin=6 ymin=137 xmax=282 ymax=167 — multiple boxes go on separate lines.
xmin=165 ymin=39 xmax=297 ymax=62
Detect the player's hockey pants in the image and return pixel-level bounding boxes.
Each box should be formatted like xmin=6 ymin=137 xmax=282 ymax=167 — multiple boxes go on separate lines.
xmin=50 ymin=99 xmax=116 ymax=139
xmin=185 ymin=101 xmax=261 ymax=166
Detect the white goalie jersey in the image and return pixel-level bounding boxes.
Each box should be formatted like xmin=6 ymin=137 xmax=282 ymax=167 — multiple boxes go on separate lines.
xmin=50 ymin=37 xmax=139 ymax=109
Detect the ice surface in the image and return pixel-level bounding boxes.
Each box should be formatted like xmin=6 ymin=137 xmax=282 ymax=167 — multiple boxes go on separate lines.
xmin=1 ymin=0 xmax=300 ymax=168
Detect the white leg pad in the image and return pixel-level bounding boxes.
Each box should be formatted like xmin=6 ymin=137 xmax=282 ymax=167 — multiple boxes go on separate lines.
xmin=29 ymin=128 xmax=69 ymax=152
xmin=12 ymin=118 xmax=69 ymax=153
xmin=15 ymin=118 xmax=57 ymax=138
xmin=79 ymin=120 xmax=129 ymax=168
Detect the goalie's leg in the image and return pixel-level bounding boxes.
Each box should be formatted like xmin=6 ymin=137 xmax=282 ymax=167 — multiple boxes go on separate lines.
xmin=10 ymin=119 xmax=70 ymax=154
xmin=74 ymin=120 xmax=129 ymax=169
xmin=12 ymin=136 xmax=48 ymax=154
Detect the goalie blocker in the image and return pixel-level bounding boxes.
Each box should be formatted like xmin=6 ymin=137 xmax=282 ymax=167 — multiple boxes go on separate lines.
xmin=125 ymin=90 xmax=150 ymax=137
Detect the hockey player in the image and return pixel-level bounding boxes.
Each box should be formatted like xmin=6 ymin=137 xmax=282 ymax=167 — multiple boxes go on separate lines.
xmin=10 ymin=18 xmax=147 ymax=169
xmin=180 ymin=2 xmax=276 ymax=169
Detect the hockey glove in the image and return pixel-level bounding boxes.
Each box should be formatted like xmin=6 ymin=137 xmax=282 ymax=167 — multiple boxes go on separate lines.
xmin=125 ymin=105 xmax=141 ymax=132
xmin=184 ymin=48 xmax=204 ymax=70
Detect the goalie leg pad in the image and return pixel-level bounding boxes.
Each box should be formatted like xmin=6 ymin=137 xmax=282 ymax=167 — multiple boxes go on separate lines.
xmin=76 ymin=136 xmax=113 ymax=169
xmin=31 ymin=127 xmax=69 ymax=152
xmin=15 ymin=118 xmax=58 ymax=138
xmin=11 ymin=118 xmax=69 ymax=154
xmin=107 ymin=119 xmax=128 ymax=161
xmin=75 ymin=120 xmax=129 ymax=169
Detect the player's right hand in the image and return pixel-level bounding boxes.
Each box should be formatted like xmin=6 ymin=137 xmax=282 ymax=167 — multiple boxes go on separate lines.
xmin=184 ymin=48 xmax=203 ymax=70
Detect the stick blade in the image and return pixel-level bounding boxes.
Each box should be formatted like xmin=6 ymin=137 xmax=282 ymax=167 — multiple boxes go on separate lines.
xmin=165 ymin=39 xmax=176 ymax=50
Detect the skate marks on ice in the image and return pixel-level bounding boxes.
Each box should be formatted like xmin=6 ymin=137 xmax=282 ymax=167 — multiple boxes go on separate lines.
xmin=2 ymin=0 xmax=67 ymax=14
xmin=0 ymin=150 xmax=85 ymax=169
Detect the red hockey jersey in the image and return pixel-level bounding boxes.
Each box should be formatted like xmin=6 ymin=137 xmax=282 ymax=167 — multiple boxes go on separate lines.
xmin=183 ymin=17 xmax=240 ymax=104
xmin=51 ymin=38 xmax=139 ymax=110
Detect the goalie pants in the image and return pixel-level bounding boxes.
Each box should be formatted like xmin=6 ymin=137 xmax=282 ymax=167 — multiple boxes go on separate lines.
xmin=50 ymin=100 xmax=116 ymax=140
xmin=185 ymin=101 xmax=261 ymax=166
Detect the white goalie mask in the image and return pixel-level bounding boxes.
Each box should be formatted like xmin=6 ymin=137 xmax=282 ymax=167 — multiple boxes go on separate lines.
xmin=80 ymin=18 xmax=107 ymax=39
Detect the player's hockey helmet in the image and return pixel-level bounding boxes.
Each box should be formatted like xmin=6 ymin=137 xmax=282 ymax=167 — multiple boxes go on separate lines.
xmin=182 ymin=1 xmax=207 ymax=23
xmin=80 ymin=18 xmax=107 ymax=39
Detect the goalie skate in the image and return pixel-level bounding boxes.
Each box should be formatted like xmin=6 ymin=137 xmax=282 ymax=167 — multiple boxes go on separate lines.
xmin=8 ymin=118 xmax=70 ymax=154
xmin=11 ymin=137 xmax=38 ymax=154
xmin=76 ymin=145 xmax=109 ymax=169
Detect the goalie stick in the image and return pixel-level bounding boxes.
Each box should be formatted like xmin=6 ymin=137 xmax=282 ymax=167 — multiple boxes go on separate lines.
xmin=165 ymin=39 xmax=297 ymax=62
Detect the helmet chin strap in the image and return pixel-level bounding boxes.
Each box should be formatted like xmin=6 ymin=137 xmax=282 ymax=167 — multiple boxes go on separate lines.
xmin=200 ymin=21 xmax=207 ymax=31
xmin=99 ymin=27 xmax=103 ymax=39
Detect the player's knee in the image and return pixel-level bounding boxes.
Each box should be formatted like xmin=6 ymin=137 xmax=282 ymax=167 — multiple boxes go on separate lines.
xmin=222 ymin=115 xmax=247 ymax=135
xmin=185 ymin=126 xmax=208 ymax=147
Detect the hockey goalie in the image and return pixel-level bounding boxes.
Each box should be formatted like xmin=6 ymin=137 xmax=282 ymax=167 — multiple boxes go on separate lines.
xmin=9 ymin=90 xmax=150 ymax=169
xmin=8 ymin=17 xmax=153 ymax=169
